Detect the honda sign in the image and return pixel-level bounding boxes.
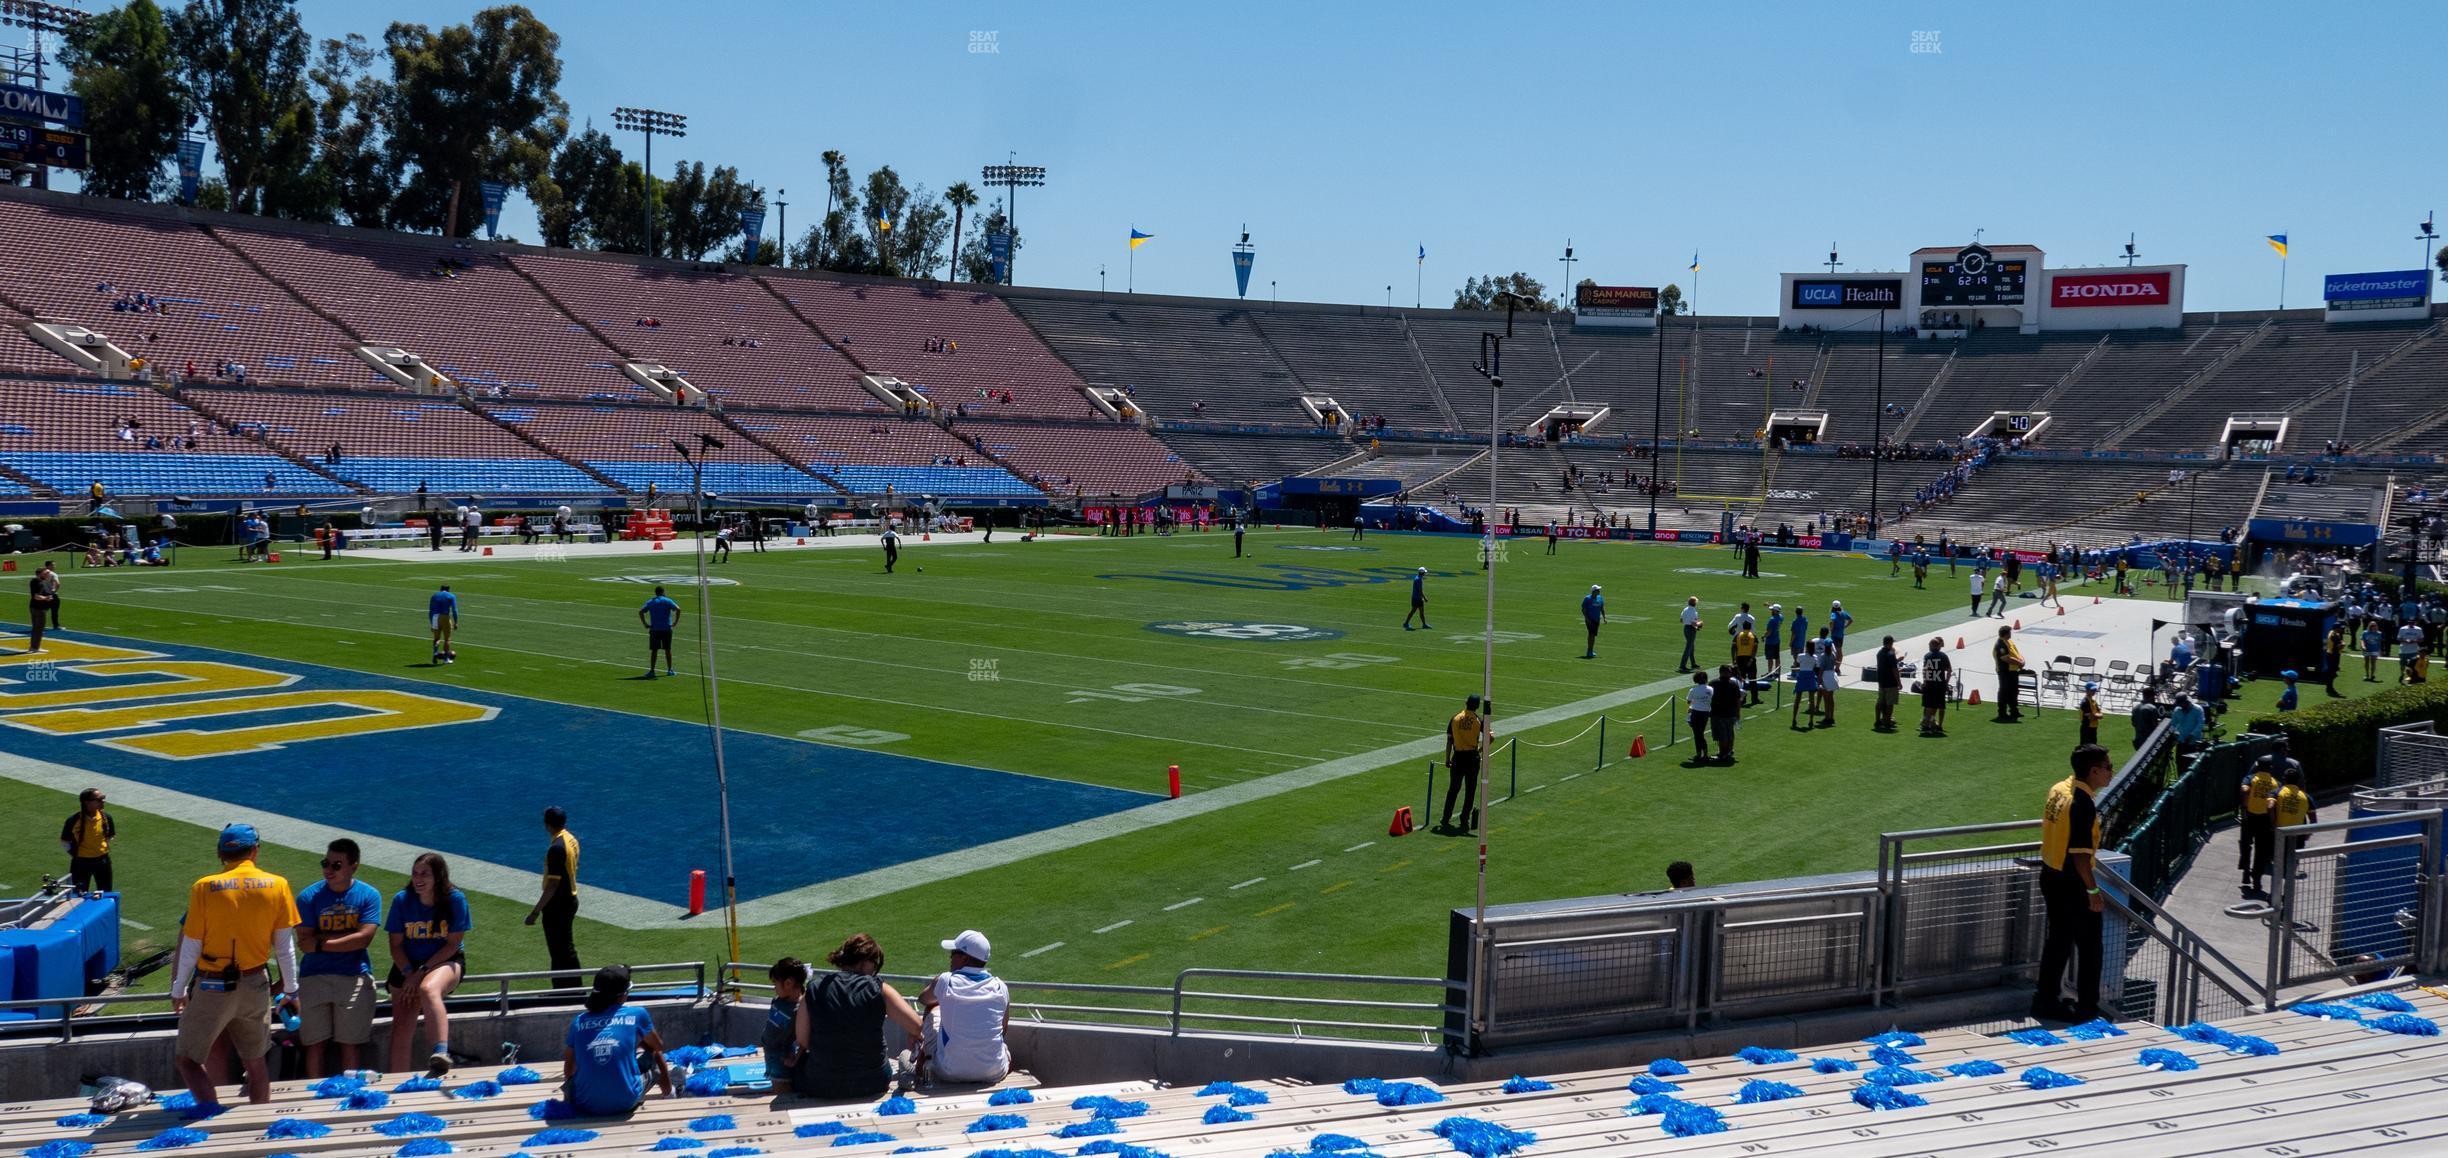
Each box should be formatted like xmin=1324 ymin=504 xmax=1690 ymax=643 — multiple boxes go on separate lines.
xmin=2050 ymin=270 xmax=2172 ymax=308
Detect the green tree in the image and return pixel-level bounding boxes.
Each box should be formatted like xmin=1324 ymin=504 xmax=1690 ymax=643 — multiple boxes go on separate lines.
xmin=379 ymin=4 xmax=567 ymax=236
xmin=61 ymin=0 xmax=188 ymax=201
xmin=1657 ymin=283 xmax=1685 ymax=317
xmin=1452 ymin=272 xmax=1559 ymax=312
xmin=888 ymin=182 xmax=951 ymax=278
xmin=942 ymin=181 xmax=979 ymax=283
xmin=858 ymin=165 xmax=911 ymax=275
xmin=532 ymin=125 xmax=641 ymax=251
xmin=659 ymin=159 xmax=758 ymax=260
xmin=2437 ymin=247 xmax=2447 ymax=285
xmin=308 ymin=33 xmax=396 ymax=227
xmin=958 ymin=202 xmax=1019 ymax=284
xmin=170 ymin=0 xmax=317 ymax=215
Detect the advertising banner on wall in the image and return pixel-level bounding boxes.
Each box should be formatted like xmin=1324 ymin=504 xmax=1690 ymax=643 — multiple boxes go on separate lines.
xmin=2323 ymin=270 xmax=2428 ymax=310
xmin=2050 ymin=270 xmax=2172 ymax=308
xmin=1789 ymin=279 xmax=1903 ymax=309
xmin=1575 ymin=284 xmax=1657 ymax=314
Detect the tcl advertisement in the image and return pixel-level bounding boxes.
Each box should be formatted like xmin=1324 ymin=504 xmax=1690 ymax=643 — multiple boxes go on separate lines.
xmin=2050 ymin=270 xmax=2171 ymax=308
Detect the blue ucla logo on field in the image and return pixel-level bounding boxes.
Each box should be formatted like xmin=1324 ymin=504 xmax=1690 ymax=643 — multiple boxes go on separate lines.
xmin=1146 ymin=621 xmax=1344 ymax=642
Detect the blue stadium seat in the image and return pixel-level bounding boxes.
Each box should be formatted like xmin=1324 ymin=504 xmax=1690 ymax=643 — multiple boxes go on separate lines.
xmin=584 ymin=460 xmax=829 ymax=496
xmin=328 ymin=457 xmax=611 ymax=495
xmin=824 ymin=465 xmax=1040 ymax=497
xmin=7 ymin=453 xmax=352 ymax=496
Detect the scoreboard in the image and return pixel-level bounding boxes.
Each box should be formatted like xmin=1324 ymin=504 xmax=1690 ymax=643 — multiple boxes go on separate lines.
xmin=1920 ymin=244 xmax=2026 ymax=306
xmin=0 ymin=123 xmax=86 ymax=170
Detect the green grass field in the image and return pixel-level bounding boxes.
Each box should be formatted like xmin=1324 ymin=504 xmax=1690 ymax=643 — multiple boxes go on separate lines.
xmin=1 ymin=529 xmax=2344 ymax=1001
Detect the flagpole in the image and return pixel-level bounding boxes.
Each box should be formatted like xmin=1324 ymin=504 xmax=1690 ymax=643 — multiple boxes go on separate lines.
xmin=1128 ymin=241 xmax=1135 ymax=294
xmin=2278 ymin=229 xmax=2287 ymax=310
xmin=1416 ymin=254 xmax=1423 ymax=309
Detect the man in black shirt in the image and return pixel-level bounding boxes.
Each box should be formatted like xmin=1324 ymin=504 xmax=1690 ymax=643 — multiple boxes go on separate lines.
xmin=1872 ymin=636 xmax=1904 ymax=732
xmin=1708 ymin=665 xmax=1743 ymax=764
xmin=2035 ymin=744 xmax=2113 ymax=1022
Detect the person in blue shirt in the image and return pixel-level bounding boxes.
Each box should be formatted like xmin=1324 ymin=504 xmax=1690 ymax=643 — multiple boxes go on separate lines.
xmin=1761 ymin=605 xmax=1784 ymax=679
xmin=386 ymin=852 xmax=471 ymax=1077
xmin=563 ymin=965 xmax=672 ymax=1115
xmin=1580 ymin=585 xmax=1606 ymax=659
xmin=2168 ymin=693 xmax=2208 ymax=752
xmin=1826 ymin=602 xmax=1852 ymax=665
xmin=1888 ymin=540 xmax=1903 ymax=576
xmin=1788 ymin=606 xmax=1810 ymax=670
xmin=428 ymin=585 xmax=458 ymax=665
xmin=2276 ymin=670 xmax=2299 ymax=712
xmin=1403 ymin=567 xmax=1430 ymax=631
xmin=637 ymin=586 xmax=679 ymax=678
xmin=295 ymin=838 xmax=382 ymax=1078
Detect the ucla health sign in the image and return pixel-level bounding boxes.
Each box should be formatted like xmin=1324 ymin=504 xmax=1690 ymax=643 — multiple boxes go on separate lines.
xmin=1791 ymin=279 xmax=1903 ymax=310
xmin=2323 ymin=270 xmax=2428 ymax=310
xmin=0 ymin=83 xmax=83 ymax=128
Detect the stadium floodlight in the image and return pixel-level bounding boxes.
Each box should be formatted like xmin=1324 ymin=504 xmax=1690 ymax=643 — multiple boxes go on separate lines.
xmin=668 ymin=433 xmax=742 ymax=970
xmin=2123 ymin=233 xmax=2140 ymax=267
xmin=612 ymin=106 xmax=688 ymax=257
xmin=2420 ymin=212 xmax=2436 ymax=272
xmin=979 ymin=159 xmax=1046 ymax=284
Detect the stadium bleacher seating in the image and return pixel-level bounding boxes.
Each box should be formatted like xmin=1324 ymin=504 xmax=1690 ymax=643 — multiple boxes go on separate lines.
xmin=11 ymin=987 xmax=2446 ymax=1157
xmin=1 ymin=191 xmax=2441 ymax=515
xmin=511 ymin=254 xmax=876 ymax=409
xmin=782 ymin=281 xmax=1100 ymax=419
xmin=959 ymin=420 xmax=1192 ymax=496
xmin=0 ymin=199 xmax=362 ymax=388
xmin=1003 ymin=295 xmax=1309 ymax=424
xmin=182 ymin=387 xmax=611 ymax=495
xmin=212 ymin=226 xmax=637 ymax=401
xmin=0 ymin=377 xmax=350 ymax=496
xmin=482 ymin=400 xmax=827 ymax=496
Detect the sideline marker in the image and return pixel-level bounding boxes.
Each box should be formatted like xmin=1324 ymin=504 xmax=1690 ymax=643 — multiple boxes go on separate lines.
xmin=481 ymin=546 xmax=493 ymax=556
xmin=687 ymin=870 xmax=706 ymax=917
xmin=1630 ymin=735 xmax=1647 ymax=758
xmin=1968 ymin=688 xmax=1983 ymax=706
xmin=652 ymin=542 xmax=664 ymax=551
xmin=1167 ymin=764 xmax=1182 ymax=798
xmin=1955 ymin=637 xmax=1965 ymax=650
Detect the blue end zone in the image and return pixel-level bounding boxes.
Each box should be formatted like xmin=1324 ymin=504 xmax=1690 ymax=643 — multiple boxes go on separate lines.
xmin=0 ymin=628 xmax=1158 ymax=903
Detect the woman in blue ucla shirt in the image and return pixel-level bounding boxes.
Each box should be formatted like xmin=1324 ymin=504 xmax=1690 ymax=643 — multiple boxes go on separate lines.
xmin=564 ymin=964 xmax=671 ymax=1115
xmin=386 ymin=852 xmax=471 ymax=1076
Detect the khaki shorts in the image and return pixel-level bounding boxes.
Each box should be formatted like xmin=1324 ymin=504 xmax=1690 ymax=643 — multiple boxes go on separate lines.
xmin=178 ymin=970 xmax=271 ymax=1064
xmin=298 ymin=972 xmax=377 ymax=1046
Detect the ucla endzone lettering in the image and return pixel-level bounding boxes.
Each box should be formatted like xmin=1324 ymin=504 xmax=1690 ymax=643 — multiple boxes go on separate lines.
xmin=0 ymin=627 xmax=1153 ymax=901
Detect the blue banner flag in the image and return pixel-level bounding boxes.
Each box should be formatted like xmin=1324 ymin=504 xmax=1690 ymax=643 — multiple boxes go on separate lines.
xmin=478 ymin=181 xmax=510 ymax=239
xmin=176 ymin=137 xmax=205 ymax=206
xmin=739 ymin=206 xmax=766 ymax=261
xmin=987 ymin=232 xmax=1012 ymax=284
xmin=1232 ymin=249 xmax=1254 ymax=298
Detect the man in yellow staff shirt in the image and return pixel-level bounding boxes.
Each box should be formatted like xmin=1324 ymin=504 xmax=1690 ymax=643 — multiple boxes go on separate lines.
xmin=59 ymin=787 xmax=115 ymax=893
xmin=1439 ymin=694 xmax=1490 ymax=834
xmin=2274 ymin=768 xmax=2318 ymax=863
xmin=2239 ymin=741 xmax=2294 ymax=892
xmin=1992 ymin=625 xmax=2026 ymax=722
xmin=2035 ymin=744 xmax=2114 ymax=1023
xmin=171 ymin=824 xmax=300 ymax=1109
xmin=527 ymin=806 xmax=583 ymax=991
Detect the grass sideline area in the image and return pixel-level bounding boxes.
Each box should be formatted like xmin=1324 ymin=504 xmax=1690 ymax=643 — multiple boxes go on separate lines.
xmin=0 ymin=528 xmax=2372 ymax=1001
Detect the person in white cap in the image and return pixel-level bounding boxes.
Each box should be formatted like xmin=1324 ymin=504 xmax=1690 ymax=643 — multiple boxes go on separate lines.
xmin=1403 ymin=567 xmax=1430 ymax=631
xmin=918 ymin=930 xmax=1009 ymax=1085
xmin=1580 ymin=584 xmax=1606 ymax=659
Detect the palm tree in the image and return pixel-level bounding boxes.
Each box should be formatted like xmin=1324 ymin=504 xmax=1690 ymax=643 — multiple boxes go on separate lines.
xmin=943 ymin=182 xmax=979 ymax=283
xmin=817 ymin=149 xmax=845 ymax=265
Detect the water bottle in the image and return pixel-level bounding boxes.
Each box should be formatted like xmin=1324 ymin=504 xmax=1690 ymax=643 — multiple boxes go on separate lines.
xmin=283 ymin=1011 xmax=302 ymax=1033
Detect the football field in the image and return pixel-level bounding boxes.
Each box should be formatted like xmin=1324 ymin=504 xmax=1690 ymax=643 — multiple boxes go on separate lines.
xmin=1 ymin=527 xmax=2285 ymax=995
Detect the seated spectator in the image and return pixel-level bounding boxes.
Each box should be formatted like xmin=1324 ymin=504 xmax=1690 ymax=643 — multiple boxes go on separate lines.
xmin=385 ymin=852 xmax=471 ymax=1076
xmin=919 ymin=930 xmax=1009 ymax=1085
xmin=761 ymin=958 xmax=809 ymax=1080
xmin=562 ymin=965 xmax=672 ymax=1116
xmin=790 ymin=934 xmax=924 ymax=1099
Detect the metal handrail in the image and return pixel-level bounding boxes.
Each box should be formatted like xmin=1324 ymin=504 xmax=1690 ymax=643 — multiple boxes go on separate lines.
xmin=0 ymin=961 xmax=706 ymax=1044
xmin=2092 ymin=864 xmax=2263 ymax=1007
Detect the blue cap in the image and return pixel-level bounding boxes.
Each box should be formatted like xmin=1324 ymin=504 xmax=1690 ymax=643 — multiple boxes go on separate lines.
xmin=217 ymin=823 xmax=259 ymax=856
xmin=2280 ymin=670 xmax=2299 ymax=680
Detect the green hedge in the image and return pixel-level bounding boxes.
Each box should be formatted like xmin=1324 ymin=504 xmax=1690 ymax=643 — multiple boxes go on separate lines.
xmin=2244 ymin=680 xmax=2448 ymax=792
xmin=2365 ymin=573 xmax=2448 ymax=602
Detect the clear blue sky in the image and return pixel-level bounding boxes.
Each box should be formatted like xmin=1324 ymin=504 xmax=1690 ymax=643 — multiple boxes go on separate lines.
xmin=98 ymin=2 xmax=2448 ymax=312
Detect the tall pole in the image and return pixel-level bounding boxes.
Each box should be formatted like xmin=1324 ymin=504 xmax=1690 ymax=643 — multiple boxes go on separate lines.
xmin=676 ymin=440 xmax=740 ymax=970
xmin=776 ymin=192 xmax=787 ymax=262
xmin=1649 ymin=310 xmax=1666 ymax=533
xmin=2278 ymin=228 xmax=2288 ymax=310
xmin=1870 ymin=307 xmax=1885 ymax=538
xmin=979 ymin=160 xmax=1047 ymax=286
xmin=1466 ymin=294 xmax=1527 ymax=1049
xmin=614 ymin=107 xmax=688 ymax=259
